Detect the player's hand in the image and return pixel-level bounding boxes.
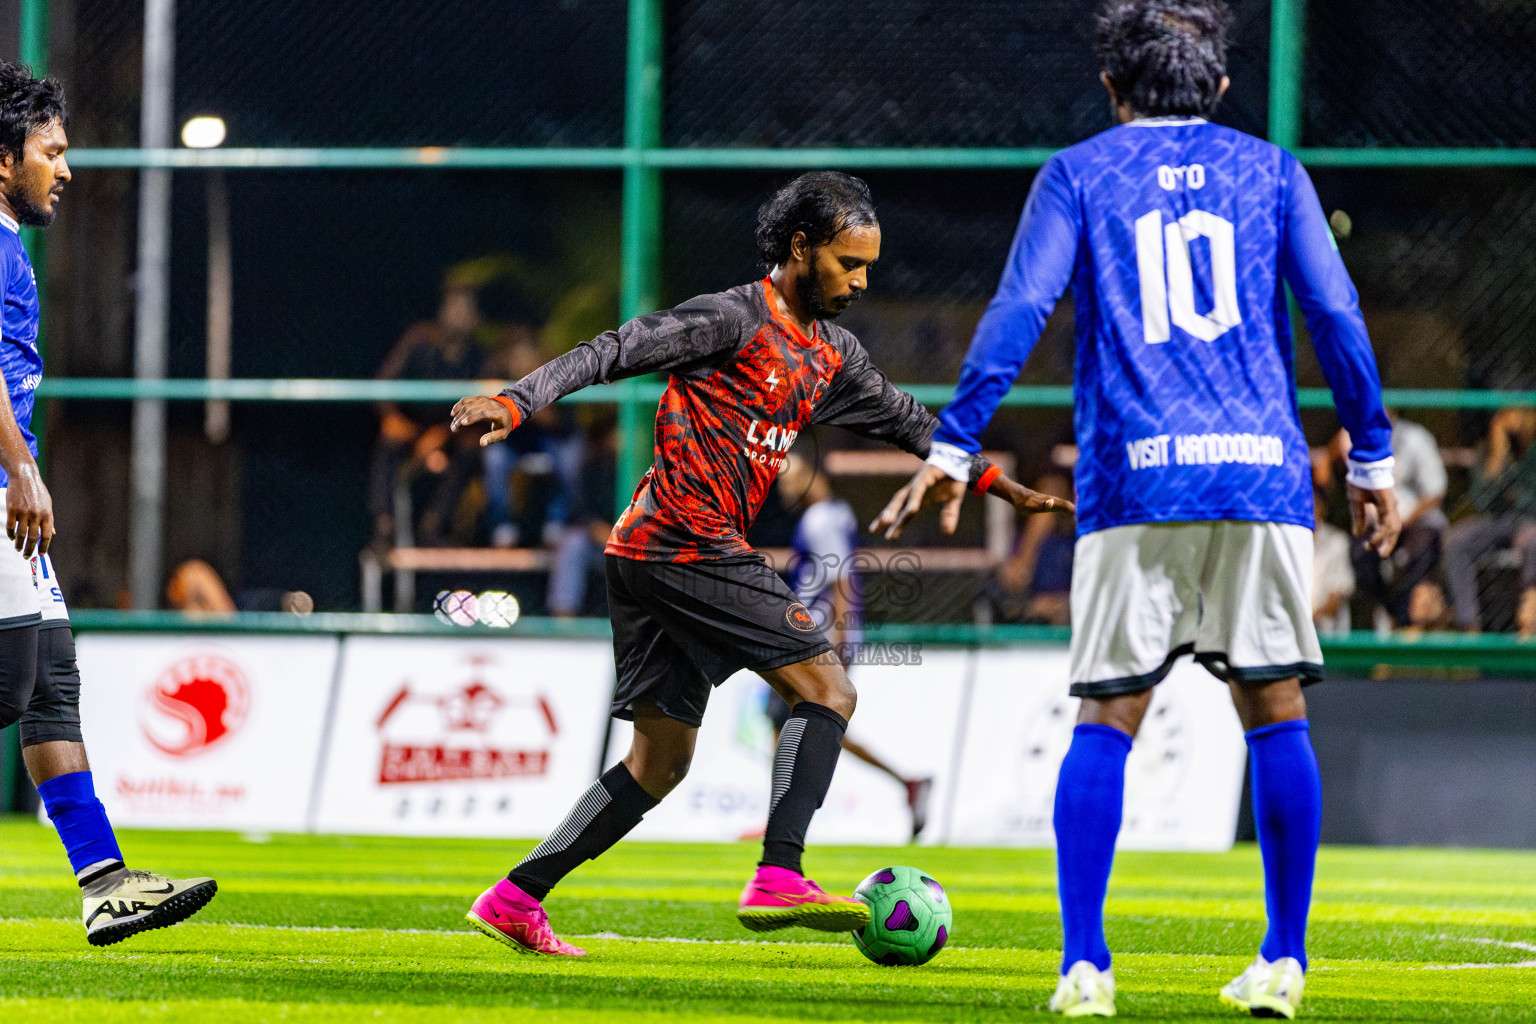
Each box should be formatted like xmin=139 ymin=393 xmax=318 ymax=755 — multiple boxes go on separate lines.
xmin=6 ymin=461 xmax=53 ymax=557
xmin=870 ymin=464 xmax=966 ymax=540
xmin=450 ymin=396 xmax=517 ymax=447
xmin=1348 ymin=483 xmax=1400 ymax=558
xmin=990 ymin=474 xmax=1076 ymax=519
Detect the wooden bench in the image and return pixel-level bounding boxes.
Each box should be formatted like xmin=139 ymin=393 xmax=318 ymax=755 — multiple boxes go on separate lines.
xmin=361 ymin=449 xmax=1017 ymax=613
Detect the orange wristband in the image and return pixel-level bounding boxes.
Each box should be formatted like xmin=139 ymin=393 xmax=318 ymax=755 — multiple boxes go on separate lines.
xmin=972 ymin=464 xmax=1002 ymax=496
xmin=490 ymin=395 xmax=523 ymax=430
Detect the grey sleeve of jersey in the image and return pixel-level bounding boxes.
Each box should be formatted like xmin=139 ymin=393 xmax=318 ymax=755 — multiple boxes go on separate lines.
xmin=499 ymin=291 xmax=746 ymax=420
xmin=813 ymin=330 xmax=996 ymax=487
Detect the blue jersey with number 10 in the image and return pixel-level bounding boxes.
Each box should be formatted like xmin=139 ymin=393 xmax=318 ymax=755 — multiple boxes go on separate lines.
xmin=933 ymin=118 xmax=1392 ymax=536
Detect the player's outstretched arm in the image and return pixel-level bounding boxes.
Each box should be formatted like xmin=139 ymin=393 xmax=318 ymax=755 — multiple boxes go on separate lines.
xmin=0 ymin=380 xmax=51 ymax=557
xmin=869 ymin=463 xmax=1073 ymax=541
xmin=452 ymin=292 xmax=745 ymax=447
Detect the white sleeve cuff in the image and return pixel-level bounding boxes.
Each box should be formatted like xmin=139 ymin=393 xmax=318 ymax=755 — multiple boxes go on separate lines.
xmin=1346 ymin=456 xmax=1395 ymax=492
xmin=926 ymin=441 xmax=974 ymax=483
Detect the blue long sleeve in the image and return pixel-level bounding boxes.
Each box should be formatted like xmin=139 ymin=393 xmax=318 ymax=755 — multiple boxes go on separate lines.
xmin=1280 ymin=157 xmax=1392 ymax=465
xmin=933 ymin=157 xmax=1081 ymax=455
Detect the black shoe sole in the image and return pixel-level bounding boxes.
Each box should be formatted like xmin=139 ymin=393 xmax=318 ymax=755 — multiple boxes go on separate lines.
xmin=87 ymin=880 xmax=219 ymax=947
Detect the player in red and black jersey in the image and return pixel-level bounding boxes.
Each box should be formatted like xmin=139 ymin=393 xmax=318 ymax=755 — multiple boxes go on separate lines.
xmin=453 ymin=172 xmax=1070 ymax=956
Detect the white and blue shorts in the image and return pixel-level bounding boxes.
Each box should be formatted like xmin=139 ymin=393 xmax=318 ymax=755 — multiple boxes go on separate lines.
xmin=1068 ymin=520 xmax=1322 ymax=698
xmin=0 ymin=487 xmax=69 ymax=628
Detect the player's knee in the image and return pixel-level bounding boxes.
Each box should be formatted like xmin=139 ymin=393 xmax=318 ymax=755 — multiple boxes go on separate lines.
xmin=662 ymin=751 xmax=693 ymax=789
xmin=1230 ymin=677 xmax=1307 ymax=731
xmin=0 ymin=693 xmax=22 ymax=730
xmin=629 ymin=751 xmax=691 ymax=796
xmin=37 ymin=626 xmax=81 ymax=705
xmin=0 ymin=671 xmax=34 ymax=730
xmin=808 ymin=674 xmax=857 ymax=722
xmin=1077 ymin=691 xmax=1151 ymax=737
xmin=15 ymin=628 xmax=83 ymax=745
xmin=833 ymin=677 xmax=857 ymax=721
xmin=0 ymin=624 xmax=38 ymax=730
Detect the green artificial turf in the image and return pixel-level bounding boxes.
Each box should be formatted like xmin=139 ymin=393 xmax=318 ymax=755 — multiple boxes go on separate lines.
xmin=3 ymin=818 xmax=1535 ymax=1021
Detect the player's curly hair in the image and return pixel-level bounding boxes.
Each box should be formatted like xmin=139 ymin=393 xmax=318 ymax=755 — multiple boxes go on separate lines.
xmin=0 ymin=62 xmax=65 ymax=164
xmin=1094 ymin=0 xmax=1233 ymax=118
xmin=755 ymin=171 xmax=878 ymax=269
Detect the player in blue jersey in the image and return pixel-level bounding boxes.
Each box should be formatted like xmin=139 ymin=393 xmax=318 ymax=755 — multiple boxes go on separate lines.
xmin=874 ymin=3 xmax=1400 ymax=1017
xmin=0 ymin=63 xmax=216 ymax=945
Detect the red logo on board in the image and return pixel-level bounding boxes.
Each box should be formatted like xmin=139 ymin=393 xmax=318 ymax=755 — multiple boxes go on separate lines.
xmin=140 ymin=653 xmax=251 ymax=758
xmin=374 ymin=660 xmax=559 ymax=785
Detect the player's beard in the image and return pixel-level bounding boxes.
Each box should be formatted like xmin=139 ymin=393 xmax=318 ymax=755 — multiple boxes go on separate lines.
xmin=6 ymin=181 xmax=56 ymax=228
xmin=797 ymin=246 xmax=863 ymax=321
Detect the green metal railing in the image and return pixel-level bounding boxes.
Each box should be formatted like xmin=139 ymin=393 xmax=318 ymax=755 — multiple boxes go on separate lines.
xmin=61 ymin=146 xmax=1536 ymax=171
xmin=57 ymin=610 xmax=1536 ymax=677
xmin=33 ymin=377 xmax=1536 ymax=411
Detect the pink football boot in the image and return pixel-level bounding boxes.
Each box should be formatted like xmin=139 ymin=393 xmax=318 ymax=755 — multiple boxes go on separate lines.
xmin=466 ymin=879 xmax=587 ymax=956
xmin=736 ymin=865 xmax=870 ymax=933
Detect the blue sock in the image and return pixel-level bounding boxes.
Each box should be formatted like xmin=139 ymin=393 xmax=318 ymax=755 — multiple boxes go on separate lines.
xmin=36 ymin=771 xmax=125 ymax=886
xmin=1248 ymin=719 xmax=1321 ymax=972
xmin=1054 ymin=723 xmax=1133 ymax=973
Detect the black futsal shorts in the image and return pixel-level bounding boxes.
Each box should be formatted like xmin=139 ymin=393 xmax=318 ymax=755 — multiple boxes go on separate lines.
xmin=606 ymin=554 xmax=833 ymax=727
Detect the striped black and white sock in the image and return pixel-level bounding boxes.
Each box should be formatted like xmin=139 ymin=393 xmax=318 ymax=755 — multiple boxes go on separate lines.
xmin=760 ymin=701 xmax=847 ymax=874
xmin=509 ymin=762 xmax=658 ymax=900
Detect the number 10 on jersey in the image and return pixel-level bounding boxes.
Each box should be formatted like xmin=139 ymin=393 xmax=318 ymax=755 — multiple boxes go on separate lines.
xmin=1135 ymin=209 xmax=1242 ymax=344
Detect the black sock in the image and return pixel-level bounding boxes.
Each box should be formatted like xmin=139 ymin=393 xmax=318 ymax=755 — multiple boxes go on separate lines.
xmin=509 ymin=762 xmax=659 ymax=900
xmin=760 ymin=701 xmax=847 ymax=874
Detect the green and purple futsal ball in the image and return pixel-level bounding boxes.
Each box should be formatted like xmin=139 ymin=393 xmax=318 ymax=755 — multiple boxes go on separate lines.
xmin=850 ymin=865 xmax=952 ymax=966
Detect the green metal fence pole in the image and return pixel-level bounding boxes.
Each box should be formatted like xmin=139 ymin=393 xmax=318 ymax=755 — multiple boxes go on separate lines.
xmin=1268 ymin=0 xmax=1305 ymax=151
xmin=615 ymin=0 xmax=665 ymax=516
xmin=1270 ymin=0 xmax=1306 ymax=336
xmin=19 ymin=0 xmax=47 ymax=477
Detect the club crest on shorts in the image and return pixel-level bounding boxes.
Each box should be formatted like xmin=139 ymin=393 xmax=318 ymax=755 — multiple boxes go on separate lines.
xmin=785 ymin=602 xmax=818 ymax=632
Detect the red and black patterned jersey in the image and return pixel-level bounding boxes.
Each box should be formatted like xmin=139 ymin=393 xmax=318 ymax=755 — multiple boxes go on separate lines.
xmin=497 ymin=278 xmax=997 ymax=563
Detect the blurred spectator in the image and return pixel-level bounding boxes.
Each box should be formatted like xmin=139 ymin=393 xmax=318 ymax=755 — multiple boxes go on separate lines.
xmin=1406 ymin=580 xmax=1452 ymax=632
xmin=989 ymin=468 xmax=1076 ymax=626
xmin=481 ymin=331 xmax=583 ymax=549
xmin=546 ymin=416 xmax=618 ymax=617
xmin=369 ymin=282 xmax=487 ymax=547
xmin=165 ymin=559 xmax=236 ymax=613
xmin=1337 ymin=413 xmax=1448 ymax=630
xmin=168 ymin=559 xmax=315 ymax=615
xmin=1312 ymin=486 xmax=1355 ymax=636
xmin=1444 ymin=408 xmax=1536 ymax=632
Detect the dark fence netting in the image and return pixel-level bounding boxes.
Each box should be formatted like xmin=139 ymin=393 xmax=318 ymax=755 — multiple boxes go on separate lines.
xmin=52 ymin=0 xmax=627 ymax=148
xmin=1302 ymin=169 xmax=1536 ymax=394
xmin=178 ymin=0 xmax=627 ymax=147
xmin=1307 ymin=0 xmax=1536 ymax=147
xmin=665 ymin=0 xmax=1270 ymax=148
xmin=49 ymin=0 xmax=145 ymax=147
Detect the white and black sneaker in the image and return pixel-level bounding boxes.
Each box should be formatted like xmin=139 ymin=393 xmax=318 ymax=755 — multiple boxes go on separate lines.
xmin=82 ymin=867 xmax=218 ymax=946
